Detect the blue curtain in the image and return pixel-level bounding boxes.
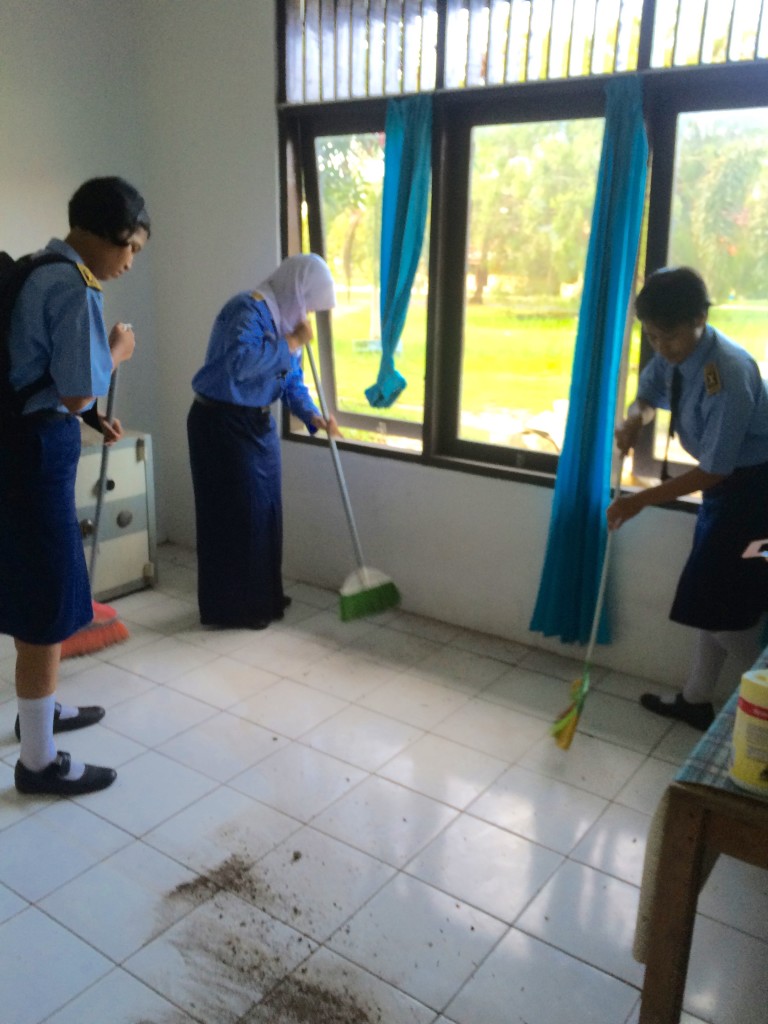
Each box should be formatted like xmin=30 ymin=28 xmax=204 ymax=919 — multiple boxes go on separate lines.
xmin=365 ymin=94 xmax=432 ymax=408
xmin=529 ymin=77 xmax=648 ymax=644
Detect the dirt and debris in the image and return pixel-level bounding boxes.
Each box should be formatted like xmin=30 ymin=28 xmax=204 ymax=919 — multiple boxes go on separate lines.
xmin=250 ymin=975 xmax=384 ymax=1024
xmin=166 ymin=856 xmax=387 ymax=1024
xmin=170 ymin=853 xmax=270 ymax=906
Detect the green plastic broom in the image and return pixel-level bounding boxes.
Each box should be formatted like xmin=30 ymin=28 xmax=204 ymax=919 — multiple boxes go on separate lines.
xmin=305 ymin=341 xmax=401 ymax=621
xmin=550 ymin=455 xmax=624 ymax=750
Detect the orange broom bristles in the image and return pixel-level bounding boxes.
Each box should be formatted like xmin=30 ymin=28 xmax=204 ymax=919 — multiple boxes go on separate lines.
xmin=60 ymin=600 xmax=130 ymax=659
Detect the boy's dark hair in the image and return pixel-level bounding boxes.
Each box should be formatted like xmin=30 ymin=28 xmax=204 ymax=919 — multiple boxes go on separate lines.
xmin=68 ymin=177 xmax=151 ymax=246
xmin=635 ymin=266 xmax=711 ymax=328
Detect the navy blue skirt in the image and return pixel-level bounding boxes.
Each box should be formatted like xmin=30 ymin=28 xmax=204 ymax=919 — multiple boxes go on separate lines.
xmin=671 ymin=462 xmax=768 ymax=631
xmin=0 ymin=416 xmax=92 ymax=644
xmin=187 ymin=400 xmax=286 ymax=627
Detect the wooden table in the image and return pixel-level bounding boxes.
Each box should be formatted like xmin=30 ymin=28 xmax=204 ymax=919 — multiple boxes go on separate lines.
xmin=635 ymin=666 xmax=768 ymax=1024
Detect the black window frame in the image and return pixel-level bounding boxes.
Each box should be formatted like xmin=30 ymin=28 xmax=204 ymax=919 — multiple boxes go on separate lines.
xmin=635 ymin=62 xmax=768 ymax=478
xmin=277 ymin=2 xmax=768 ymax=490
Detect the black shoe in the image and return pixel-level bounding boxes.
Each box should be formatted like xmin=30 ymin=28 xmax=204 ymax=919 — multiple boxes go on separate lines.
xmin=639 ymin=692 xmax=715 ymax=732
xmin=14 ymin=702 xmax=105 ymax=741
xmin=271 ymin=595 xmax=293 ymax=623
xmin=14 ymin=752 xmax=117 ymax=796
xmin=200 ymin=618 xmax=271 ymax=629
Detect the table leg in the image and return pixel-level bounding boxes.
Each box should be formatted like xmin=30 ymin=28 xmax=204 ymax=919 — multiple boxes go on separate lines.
xmin=639 ymin=788 xmax=709 ymax=1024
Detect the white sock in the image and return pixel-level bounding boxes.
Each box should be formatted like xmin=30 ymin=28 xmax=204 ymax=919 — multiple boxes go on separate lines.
xmin=681 ymin=630 xmax=728 ymax=703
xmin=680 ymin=626 xmax=761 ymax=704
xmin=18 ymin=696 xmax=85 ymax=779
xmin=18 ymin=695 xmax=58 ymax=771
xmin=712 ymin=625 xmax=763 ymax=671
xmin=61 ymin=756 xmax=86 ymax=781
xmin=657 ymin=692 xmax=681 ymax=706
xmin=56 ymin=702 xmax=78 ymax=721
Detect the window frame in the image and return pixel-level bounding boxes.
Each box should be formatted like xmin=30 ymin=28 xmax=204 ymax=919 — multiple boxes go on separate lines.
xmin=428 ymin=79 xmax=608 ymax=474
xmin=633 ymin=62 xmax=768 ymax=478
xmin=277 ymin=8 xmax=768 ymax=491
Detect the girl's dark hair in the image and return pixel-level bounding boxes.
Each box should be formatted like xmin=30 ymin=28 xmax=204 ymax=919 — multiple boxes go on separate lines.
xmin=68 ymin=177 xmax=151 ymax=246
xmin=635 ymin=266 xmax=711 ymax=328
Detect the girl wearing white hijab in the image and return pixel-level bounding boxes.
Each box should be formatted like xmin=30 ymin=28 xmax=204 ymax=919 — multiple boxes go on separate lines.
xmin=187 ymin=253 xmax=339 ymax=628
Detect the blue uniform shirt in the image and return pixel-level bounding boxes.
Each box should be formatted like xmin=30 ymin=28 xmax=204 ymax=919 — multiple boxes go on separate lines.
xmin=191 ymin=291 xmax=320 ymax=429
xmin=638 ymin=325 xmax=768 ymax=475
xmin=8 ymin=238 xmax=112 ymax=414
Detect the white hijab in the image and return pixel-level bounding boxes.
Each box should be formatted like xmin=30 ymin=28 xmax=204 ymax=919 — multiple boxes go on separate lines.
xmin=257 ymin=253 xmax=336 ymax=339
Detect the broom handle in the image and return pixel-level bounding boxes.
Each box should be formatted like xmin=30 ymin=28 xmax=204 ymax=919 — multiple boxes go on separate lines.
xmin=88 ymin=366 xmax=119 ymax=581
xmin=585 ymin=455 xmax=624 ymax=666
xmin=305 ymin=341 xmax=368 ymax=575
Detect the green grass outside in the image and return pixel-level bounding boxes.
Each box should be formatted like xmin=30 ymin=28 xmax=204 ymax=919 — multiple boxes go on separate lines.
xmin=321 ymin=296 xmax=768 ymax=442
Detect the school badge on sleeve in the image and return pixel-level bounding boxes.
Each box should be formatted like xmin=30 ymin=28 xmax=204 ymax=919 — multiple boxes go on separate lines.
xmin=75 ymin=262 xmax=103 ymax=291
xmin=703 ymin=362 xmax=721 ymax=395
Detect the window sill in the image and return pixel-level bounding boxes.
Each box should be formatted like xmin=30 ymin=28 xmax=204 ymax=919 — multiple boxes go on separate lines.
xmin=285 ymin=431 xmax=709 ymax=509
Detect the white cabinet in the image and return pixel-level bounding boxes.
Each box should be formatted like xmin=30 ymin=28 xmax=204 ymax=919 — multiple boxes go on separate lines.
xmin=75 ymin=425 xmax=157 ymax=601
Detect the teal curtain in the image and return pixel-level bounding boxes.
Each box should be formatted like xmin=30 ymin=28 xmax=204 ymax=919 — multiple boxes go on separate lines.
xmin=529 ymin=77 xmax=648 ymax=644
xmin=365 ymin=94 xmax=432 ymax=408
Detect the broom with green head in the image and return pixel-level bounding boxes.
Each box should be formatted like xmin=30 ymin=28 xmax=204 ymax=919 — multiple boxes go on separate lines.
xmin=551 ymin=456 xmax=623 ymax=749
xmin=305 ymin=341 xmax=401 ymax=621
xmin=550 ymin=529 xmax=615 ymax=749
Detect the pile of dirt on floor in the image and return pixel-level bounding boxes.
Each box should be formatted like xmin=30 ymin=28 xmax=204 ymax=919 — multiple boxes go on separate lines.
xmin=253 ymin=973 xmax=384 ymax=1023
xmin=168 ymin=854 xmax=386 ymax=1024
xmin=171 ymin=853 xmax=270 ymax=906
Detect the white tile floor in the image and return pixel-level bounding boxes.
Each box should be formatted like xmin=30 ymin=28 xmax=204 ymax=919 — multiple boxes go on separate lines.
xmin=1 ymin=543 xmax=767 ymax=1024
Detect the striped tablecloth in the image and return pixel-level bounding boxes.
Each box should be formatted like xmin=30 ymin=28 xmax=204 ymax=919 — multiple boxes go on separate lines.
xmin=634 ymin=645 xmax=768 ymax=963
xmin=674 ymin=646 xmax=768 ymax=795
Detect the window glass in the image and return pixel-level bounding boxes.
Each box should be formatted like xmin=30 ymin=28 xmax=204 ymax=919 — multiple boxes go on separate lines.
xmin=459 ymin=118 xmax=604 ymax=453
xmin=314 ymin=132 xmax=429 ymax=433
xmin=662 ymin=106 xmax=768 ymax=467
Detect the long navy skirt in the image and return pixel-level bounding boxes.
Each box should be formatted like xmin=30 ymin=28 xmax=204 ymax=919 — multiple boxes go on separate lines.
xmin=0 ymin=416 xmax=92 ymax=644
xmin=670 ymin=461 xmax=768 ymax=631
xmin=187 ymin=400 xmax=286 ymax=627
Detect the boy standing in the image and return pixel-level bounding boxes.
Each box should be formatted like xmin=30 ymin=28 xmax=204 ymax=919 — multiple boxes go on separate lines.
xmin=0 ymin=177 xmax=150 ymax=794
xmin=608 ymin=267 xmax=768 ymax=730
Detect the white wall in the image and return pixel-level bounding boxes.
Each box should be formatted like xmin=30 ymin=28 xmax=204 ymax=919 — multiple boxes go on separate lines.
xmin=137 ymin=0 xmax=280 ymax=541
xmin=0 ymin=0 xmax=157 ymax=435
xmin=1 ymin=0 xmax=707 ymax=687
xmin=282 ymin=444 xmax=702 ymax=686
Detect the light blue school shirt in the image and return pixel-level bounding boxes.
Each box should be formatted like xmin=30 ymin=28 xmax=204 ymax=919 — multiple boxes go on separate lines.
xmin=637 ymin=325 xmax=768 ymax=475
xmin=8 ymin=238 xmax=112 ymax=415
xmin=191 ymin=291 xmax=320 ymax=430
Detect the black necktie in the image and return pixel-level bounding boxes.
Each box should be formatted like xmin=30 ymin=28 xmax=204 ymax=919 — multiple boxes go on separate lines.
xmin=669 ymin=367 xmax=682 ymax=439
xmin=661 ymin=367 xmax=682 ymax=480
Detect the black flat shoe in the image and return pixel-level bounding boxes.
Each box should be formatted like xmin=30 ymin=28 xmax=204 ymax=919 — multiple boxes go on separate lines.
xmin=200 ymin=619 xmax=271 ymax=630
xmin=15 ymin=752 xmax=117 ymax=796
xmin=14 ymin=703 xmax=105 ymax=741
xmin=639 ymin=692 xmax=715 ymax=732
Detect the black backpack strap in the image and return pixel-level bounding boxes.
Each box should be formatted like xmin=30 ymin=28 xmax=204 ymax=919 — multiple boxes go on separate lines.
xmin=1 ymin=253 xmax=85 ymax=417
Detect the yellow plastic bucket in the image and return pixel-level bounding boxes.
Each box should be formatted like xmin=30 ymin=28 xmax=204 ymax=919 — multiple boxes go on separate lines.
xmin=730 ymin=669 xmax=768 ymax=795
